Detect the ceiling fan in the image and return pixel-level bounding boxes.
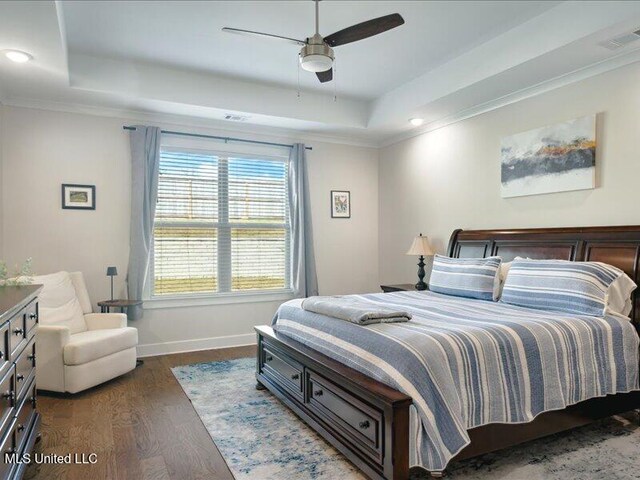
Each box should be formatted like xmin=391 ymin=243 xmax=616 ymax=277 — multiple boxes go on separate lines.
xmin=222 ymin=0 xmax=404 ymax=83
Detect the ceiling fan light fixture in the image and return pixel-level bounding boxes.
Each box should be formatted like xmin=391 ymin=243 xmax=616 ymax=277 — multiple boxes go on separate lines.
xmin=300 ymin=54 xmax=333 ymax=72
xmin=222 ymin=2 xmax=404 ymax=84
xmin=299 ymin=42 xmax=334 ymax=73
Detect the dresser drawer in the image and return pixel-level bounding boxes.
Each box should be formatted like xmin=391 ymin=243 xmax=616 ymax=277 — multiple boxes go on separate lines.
xmin=15 ymin=379 xmax=36 ymax=456
xmin=0 ymin=367 xmax=15 ymax=440
xmin=261 ymin=343 xmax=303 ymax=399
xmin=24 ymin=301 xmax=38 ymax=337
xmin=0 ymin=323 xmax=10 ymax=378
xmin=15 ymin=337 xmax=35 ymax=404
xmin=307 ymin=371 xmax=382 ymax=460
xmin=8 ymin=313 xmax=27 ymax=359
xmin=0 ymin=417 xmax=17 ymax=480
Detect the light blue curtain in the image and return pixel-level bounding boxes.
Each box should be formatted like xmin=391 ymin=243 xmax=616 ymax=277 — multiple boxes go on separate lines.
xmin=288 ymin=144 xmax=318 ymax=297
xmin=127 ymin=126 xmax=161 ymax=319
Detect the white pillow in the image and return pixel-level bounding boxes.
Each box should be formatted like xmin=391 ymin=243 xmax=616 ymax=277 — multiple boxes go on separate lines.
xmin=606 ymin=274 xmax=637 ymax=317
xmin=499 ymin=261 xmax=512 ymax=283
xmin=496 ymin=261 xmax=513 ymax=298
xmin=32 ymin=271 xmax=87 ymax=334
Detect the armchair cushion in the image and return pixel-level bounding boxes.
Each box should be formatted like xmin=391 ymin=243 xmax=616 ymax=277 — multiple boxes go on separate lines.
xmin=69 ymin=271 xmax=93 ymax=315
xmin=63 ymin=327 xmax=138 ymax=366
xmin=36 ymin=325 xmax=71 ymax=392
xmin=84 ymin=313 xmax=127 ymax=330
xmin=32 ymin=271 xmax=87 ymax=334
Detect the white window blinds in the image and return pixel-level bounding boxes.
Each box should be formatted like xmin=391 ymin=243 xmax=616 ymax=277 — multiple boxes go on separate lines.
xmin=153 ymin=147 xmax=290 ymax=297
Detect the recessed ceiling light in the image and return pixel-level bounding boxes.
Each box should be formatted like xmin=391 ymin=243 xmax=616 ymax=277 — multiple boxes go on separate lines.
xmin=409 ymin=118 xmax=424 ymax=127
xmin=4 ymin=50 xmax=33 ymax=63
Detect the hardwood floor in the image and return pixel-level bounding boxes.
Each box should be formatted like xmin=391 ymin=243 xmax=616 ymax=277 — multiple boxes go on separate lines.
xmin=25 ymin=346 xmax=256 ymax=480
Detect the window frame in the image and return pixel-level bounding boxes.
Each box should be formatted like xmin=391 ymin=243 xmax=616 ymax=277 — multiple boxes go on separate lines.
xmin=144 ymin=138 xmax=294 ymax=308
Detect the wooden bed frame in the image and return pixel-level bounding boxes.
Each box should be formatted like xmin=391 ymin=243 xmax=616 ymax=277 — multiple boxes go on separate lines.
xmin=255 ymin=226 xmax=640 ymax=479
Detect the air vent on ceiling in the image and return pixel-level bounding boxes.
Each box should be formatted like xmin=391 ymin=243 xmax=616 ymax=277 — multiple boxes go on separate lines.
xmin=224 ymin=114 xmax=250 ymax=122
xmin=599 ymin=29 xmax=640 ymax=50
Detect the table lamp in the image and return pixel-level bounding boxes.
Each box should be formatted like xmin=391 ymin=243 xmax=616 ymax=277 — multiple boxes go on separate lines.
xmin=406 ymin=234 xmax=434 ymax=290
xmin=106 ymin=266 xmax=118 ymax=301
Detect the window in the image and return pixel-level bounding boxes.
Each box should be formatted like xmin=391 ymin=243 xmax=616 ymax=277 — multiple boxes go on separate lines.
xmin=151 ymin=140 xmax=291 ymax=300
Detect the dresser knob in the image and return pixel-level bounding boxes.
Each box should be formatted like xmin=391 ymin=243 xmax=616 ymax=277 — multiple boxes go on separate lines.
xmin=29 ymin=313 xmax=38 ymax=320
xmin=28 ymin=354 xmax=36 ymax=362
xmin=13 ymin=328 xmax=24 ymax=336
xmin=359 ymin=420 xmax=371 ymax=429
xmin=313 ymin=389 xmax=323 ymax=397
xmin=16 ymin=374 xmax=24 ymax=382
xmin=2 ymin=391 xmax=14 ymax=403
xmin=290 ymin=373 xmax=299 ymax=380
xmin=17 ymin=424 xmax=24 ymax=433
xmin=265 ymin=355 xmax=273 ymax=362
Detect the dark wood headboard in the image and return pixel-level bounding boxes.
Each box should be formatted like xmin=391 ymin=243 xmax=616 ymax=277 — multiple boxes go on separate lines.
xmin=447 ymin=225 xmax=640 ymax=330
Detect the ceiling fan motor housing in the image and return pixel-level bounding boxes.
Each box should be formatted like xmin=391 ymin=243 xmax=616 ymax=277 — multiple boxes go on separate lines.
xmin=299 ymin=34 xmax=334 ymax=72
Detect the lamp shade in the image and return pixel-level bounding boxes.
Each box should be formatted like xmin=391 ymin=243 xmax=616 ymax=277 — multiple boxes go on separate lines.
xmin=406 ymin=234 xmax=434 ymax=256
xmin=106 ymin=266 xmax=118 ymax=276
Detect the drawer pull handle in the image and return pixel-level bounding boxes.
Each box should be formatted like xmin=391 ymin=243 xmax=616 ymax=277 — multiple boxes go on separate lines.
xmin=29 ymin=313 xmax=38 ymax=320
xmin=28 ymin=354 xmax=36 ymax=361
xmin=290 ymin=373 xmax=299 ymax=380
xmin=17 ymin=424 xmax=24 ymax=433
xmin=2 ymin=391 xmax=14 ymax=403
xmin=265 ymin=355 xmax=273 ymax=362
xmin=359 ymin=420 xmax=371 ymax=430
xmin=314 ymin=389 xmax=323 ymax=397
xmin=16 ymin=374 xmax=24 ymax=382
xmin=13 ymin=328 xmax=24 ymax=336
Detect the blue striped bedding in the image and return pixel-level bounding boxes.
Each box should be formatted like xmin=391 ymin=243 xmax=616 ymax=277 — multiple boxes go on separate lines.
xmin=272 ymin=291 xmax=639 ymax=472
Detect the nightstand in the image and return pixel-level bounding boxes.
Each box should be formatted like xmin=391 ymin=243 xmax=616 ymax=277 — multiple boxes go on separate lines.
xmin=98 ymin=299 xmax=143 ymax=313
xmin=380 ymin=283 xmax=417 ymax=293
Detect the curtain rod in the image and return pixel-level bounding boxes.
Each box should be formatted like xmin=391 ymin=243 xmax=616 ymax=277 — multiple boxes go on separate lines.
xmin=122 ymin=126 xmax=312 ymax=150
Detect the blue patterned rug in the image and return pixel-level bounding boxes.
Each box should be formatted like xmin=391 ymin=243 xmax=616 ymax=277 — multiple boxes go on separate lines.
xmin=172 ymin=358 xmax=640 ymax=480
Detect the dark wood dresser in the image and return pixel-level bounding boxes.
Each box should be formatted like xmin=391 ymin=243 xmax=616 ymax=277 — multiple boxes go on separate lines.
xmin=0 ymin=285 xmax=41 ymax=480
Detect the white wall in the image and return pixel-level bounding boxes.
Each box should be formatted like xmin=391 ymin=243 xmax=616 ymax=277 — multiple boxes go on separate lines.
xmin=0 ymin=106 xmax=379 ymax=355
xmin=379 ymin=61 xmax=640 ymax=284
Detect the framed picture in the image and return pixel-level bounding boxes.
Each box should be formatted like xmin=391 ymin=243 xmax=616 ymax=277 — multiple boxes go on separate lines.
xmin=501 ymin=115 xmax=596 ymax=198
xmin=330 ymin=190 xmax=350 ymax=218
xmin=62 ymin=184 xmax=96 ymax=210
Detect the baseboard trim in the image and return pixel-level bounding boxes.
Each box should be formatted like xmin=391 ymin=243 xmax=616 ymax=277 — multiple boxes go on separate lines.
xmin=137 ymin=333 xmax=257 ymax=358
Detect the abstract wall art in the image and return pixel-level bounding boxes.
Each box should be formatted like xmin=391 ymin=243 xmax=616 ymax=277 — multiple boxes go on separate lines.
xmin=501 ymin=115 xmax=596 ymax=198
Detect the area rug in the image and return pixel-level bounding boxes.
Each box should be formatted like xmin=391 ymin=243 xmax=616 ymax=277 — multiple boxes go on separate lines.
xmin=172 ymin=358 xmax=640 ymax=480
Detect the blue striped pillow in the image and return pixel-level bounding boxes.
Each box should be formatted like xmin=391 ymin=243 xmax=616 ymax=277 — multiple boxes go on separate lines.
xmin=429 ymin=255 xmax=502 ymax=301
xmin=500 ymin=259 xmax=628 ymax=316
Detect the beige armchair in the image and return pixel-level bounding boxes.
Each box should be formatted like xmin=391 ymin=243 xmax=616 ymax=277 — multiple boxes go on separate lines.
xmin=34 ymin=271 xmax=138 ymax=393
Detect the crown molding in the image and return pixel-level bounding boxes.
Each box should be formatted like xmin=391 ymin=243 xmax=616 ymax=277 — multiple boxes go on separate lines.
xmin=5 ymin=45 xmax=639 ymax=151
xmin=379 ymin=46 xmax=640 ymax=148
xmin=1 ymin=96 xmax=379 ymax=149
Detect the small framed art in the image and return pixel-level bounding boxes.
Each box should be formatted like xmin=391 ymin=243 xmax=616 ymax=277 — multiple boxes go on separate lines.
xmin=330 ymin=190 xmax=350 ymax=218
xmin=62 ymin=184 xmax=96 ymax=210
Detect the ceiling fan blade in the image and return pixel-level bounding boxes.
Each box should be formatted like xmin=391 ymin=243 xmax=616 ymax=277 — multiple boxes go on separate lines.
xmin=316 ymin=68 xmax=333 ymax=83
xmin=222 ymin=27 xmax=306 ymax=46
xmin=324 ymin=13 xmax=404 ymax=47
